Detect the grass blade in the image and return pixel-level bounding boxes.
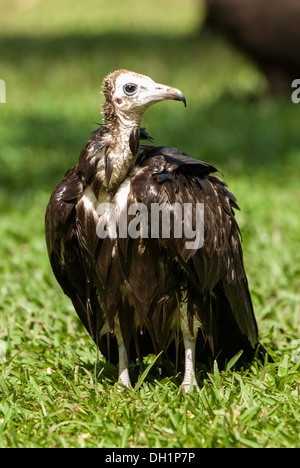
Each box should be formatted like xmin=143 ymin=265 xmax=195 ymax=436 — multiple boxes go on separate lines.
xmin=225 ymin=350 xmax=244 ymax=372
xmin=134 ymin=352 xmax=162 ymax=392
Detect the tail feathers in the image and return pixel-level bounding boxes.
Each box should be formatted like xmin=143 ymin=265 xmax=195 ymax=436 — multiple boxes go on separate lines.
xmin=205 ymin=280 xmax=260 ymax=367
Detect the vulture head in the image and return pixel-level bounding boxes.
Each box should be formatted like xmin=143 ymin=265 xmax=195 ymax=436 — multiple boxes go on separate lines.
xmin=102 ymin=69 xmax=186 ymax=126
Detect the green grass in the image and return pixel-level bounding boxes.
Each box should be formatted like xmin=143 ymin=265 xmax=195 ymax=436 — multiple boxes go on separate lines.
xmin=0 ymin=0 xmax=299 ymax=448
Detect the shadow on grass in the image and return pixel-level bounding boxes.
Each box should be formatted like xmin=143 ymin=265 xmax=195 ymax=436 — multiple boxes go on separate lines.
xmin=0 ymin=31 xmax=203 ymax=67
xmin=78 ymin=356 xmax=183 ymax=390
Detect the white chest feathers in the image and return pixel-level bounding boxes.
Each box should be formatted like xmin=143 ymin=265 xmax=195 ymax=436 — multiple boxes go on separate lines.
xmin=80 ymin=168 xmax=137 ymax=241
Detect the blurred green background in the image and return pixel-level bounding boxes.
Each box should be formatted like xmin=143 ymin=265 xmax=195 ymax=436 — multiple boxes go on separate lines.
xmin=0 ymin=0 xmax=299 ymax=448
xmin=1 ymin=0 xmax=299 ymax=383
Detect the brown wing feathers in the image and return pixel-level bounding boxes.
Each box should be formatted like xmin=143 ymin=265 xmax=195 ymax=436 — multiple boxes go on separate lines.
xmin=131 ymin=145 xmax=260 ymax=360
xmin=45 ymin=126 xmax=261 ymax=370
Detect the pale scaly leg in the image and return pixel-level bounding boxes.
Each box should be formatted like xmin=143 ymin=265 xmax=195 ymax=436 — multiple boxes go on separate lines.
xmin=180 ymin=311 xmax=200 ymax=393
xmin=114 ymin=319 xmax=132 ymax=388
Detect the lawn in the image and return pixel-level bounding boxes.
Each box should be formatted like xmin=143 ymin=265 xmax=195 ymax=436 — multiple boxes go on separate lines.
xmin=0 ymin=0 xmax=299 ymax=448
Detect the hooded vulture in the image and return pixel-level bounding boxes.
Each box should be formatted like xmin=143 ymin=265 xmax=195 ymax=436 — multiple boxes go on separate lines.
xmin=45 ymin=69 xmax=264 ymax=391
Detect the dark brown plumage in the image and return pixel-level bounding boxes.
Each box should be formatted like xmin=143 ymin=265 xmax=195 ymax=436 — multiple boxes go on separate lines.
xmin=45 ymin=70 xmax=265 ymax=390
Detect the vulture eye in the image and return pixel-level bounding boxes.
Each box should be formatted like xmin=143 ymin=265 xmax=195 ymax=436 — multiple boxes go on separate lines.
xmin=123 ymin=83 xmax=138 ymax=96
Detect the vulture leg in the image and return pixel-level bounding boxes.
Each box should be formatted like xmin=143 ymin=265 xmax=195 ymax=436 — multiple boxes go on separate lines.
xmin=114 ymin=319 xmax=132 ymax=388
xmin=180 ymin=312 xmax=200 ymax=393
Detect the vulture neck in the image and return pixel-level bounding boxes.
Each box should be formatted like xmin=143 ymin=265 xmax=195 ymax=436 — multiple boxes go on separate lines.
xmin=104 ymin=112 xmax=142 ymax=190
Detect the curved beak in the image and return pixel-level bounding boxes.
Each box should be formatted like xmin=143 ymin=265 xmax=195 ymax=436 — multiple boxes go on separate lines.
xmin=148 ymin=83 xmax=187 ymax=107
